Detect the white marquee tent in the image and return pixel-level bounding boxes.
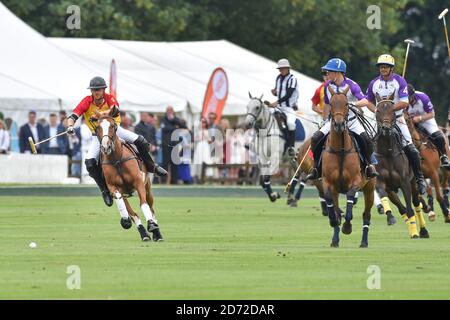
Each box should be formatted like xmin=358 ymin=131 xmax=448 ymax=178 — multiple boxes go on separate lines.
xmin=0 ymin=1 xmax=321 ymax=133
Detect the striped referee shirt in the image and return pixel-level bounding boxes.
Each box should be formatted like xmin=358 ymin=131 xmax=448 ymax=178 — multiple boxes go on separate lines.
xmin=275 ymin=73 xmax=299 ymax=108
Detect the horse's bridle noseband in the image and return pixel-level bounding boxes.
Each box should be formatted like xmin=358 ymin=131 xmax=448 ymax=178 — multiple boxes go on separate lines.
xmin=95 ymin=116 xmax=118 ymax=153
xmin=246 ymin=98 xmax=265 ymax=128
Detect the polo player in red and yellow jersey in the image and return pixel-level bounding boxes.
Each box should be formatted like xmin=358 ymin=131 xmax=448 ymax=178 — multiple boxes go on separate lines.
xmin=311 ymin=70 xmax=329 ymax=118
xmin=65 ymin=77 xmax=167 ymax=206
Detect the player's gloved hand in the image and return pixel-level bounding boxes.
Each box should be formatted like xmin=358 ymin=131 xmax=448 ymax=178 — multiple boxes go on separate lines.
xmin=67 ymin=126 xmax=75 ymax=135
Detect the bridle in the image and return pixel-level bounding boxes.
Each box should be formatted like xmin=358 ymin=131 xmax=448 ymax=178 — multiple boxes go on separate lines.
xmin=246 ymin=98 xmax=267 ymax=129
xmin=95 ymin=116 xmax=118 ymax=154
xmin=375 ymin=99 xmax=396 ymax=134
xmin=330 ymin=92 xmax=350 ymax=132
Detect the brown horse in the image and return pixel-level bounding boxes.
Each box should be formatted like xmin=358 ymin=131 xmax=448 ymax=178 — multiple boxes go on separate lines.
xmin=374 ymin=95 xmax=428 ymax=238
xmin=95 ymin=110 xmax=164 ymax=242
xmin=286 ymin=138 xmax=328 ymax=215
xmin=322 ymin=86 xmax=375 ymax=248
xmin=404 ymin=112 xmax=450 ymax=223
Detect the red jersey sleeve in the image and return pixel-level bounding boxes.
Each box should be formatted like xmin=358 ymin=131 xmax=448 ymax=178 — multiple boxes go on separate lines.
xmin=311 ymin=84 xmax=323 ymax=106
xmin=73 ymin=96 xmax=93 ymax=117
xmin=104 ymin=93 xmax=119 ymax=108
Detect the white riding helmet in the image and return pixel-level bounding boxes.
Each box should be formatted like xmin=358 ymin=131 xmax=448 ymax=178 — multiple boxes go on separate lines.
xmin=376 ymin=54 xmax=395 ymax=67
xmin=277 ymin=58 xmax=291 ymax=69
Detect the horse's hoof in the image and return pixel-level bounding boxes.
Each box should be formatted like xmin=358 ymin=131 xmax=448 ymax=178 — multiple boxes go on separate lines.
xmin=444 ymin=215 xmax=450 ymax=223
xmin=138 ymin=225 xmax=151 ymax=241
xmin=359 ymin=242 xmax=368 ymax=248
xmin=152 ymin=229 xmax=164 ymax=242
xmin=419 ymin=228 xmax=430 ymax=238
xmin=330 ymin=242 xmax=339 ymax=248
xmin=289 ymin=201 xmax=298 ymax=208
xmin=120 ymin=217 xmax=133 ymax=230
xmin=427 ymin=211 xmax=436 ymax=222
xmin=342 ymin=221 xmax=352 ymax=235
xmin=387 ymin=213 xmax=397 ymax=226
xmin=377 ymin=205 xmax=385 ymax=215
xmin=269 ymin=192 xmax=280 ymax=202
xmin=411 ymin=234 xmax=420 ymax=239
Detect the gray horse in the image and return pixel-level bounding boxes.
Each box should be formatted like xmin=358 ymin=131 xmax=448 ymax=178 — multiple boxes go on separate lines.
xmin=245 ymin=93 xmax=291 ymax=202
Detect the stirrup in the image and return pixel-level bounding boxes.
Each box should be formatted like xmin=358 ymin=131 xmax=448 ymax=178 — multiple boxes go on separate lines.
xmin=306 ymin=168 xmax=318 ymax=181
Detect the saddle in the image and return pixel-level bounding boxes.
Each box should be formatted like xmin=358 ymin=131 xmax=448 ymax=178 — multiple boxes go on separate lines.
xmin=273 ymin=111 xmax=290 ymax=152
xmin=314 ymin=133 xmax=366 ymax=176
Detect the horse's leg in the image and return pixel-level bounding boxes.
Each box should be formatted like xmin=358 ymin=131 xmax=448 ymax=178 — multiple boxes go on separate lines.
xmin=123 ymin=198 xmax=150 ymax=241
xmin=342 ymin=185 xmax=359 ymax=235
xmin=287 ymin=173 xmax=300 ymax=207
xmin=376 ymin=186 xmax=397 ymax=225
xmin=410 ymin=183 xmax=430 ymax=238
xmin=324 ymin=183 xmax=340 ymax=247
xmin=315 ymin=180 xmax=328 ymax=216
xmin=260 ymin=175 xmax=280 ymax=202
xmin=360 ymin=181 xmax=375 ymax=248
xmin=145 ymin=177 xmax=163 ymax=241
xmin=430 ymin=171 xmax=450 ymax=222
xmin=402 ymin=182 xmax=420 ymax=239
xmin=112 ymin=190 xmax=133 ymax=230
xmin=294 ymin=175 xmax=307 ymax=201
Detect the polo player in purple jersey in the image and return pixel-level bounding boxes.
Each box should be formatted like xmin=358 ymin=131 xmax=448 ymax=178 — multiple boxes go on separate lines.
xmin=407 ymin=84 xmax=450 ymax=169
xmin=307 ymin=58 xmax=378 ymax=180
xmin=355 ymin=54 xmax=428 ymax=195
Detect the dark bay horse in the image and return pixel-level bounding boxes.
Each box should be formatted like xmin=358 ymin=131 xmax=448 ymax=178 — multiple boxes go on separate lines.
xmin=95 ymin=110 xmax=164 ymax=242
xmin=322 ymin=86 xmax=375 ymax=248
xmin=404 ymin=112 xmax=450 ymax=223
xmin=374 ymin=95 xmax=429 ymax=239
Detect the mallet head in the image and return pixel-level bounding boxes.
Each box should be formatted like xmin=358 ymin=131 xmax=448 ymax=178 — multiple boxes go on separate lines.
xmin=404 ymin=39 xmax=415 ymax=45
xmin=28 ymin=137 xmax=37 ymax=154
xmin=439 ymin=8 xmax=448 ymax=20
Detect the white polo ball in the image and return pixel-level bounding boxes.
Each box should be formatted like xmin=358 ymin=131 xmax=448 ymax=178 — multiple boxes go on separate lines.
xmin=29 ymin=242 xmax=37 ymax=249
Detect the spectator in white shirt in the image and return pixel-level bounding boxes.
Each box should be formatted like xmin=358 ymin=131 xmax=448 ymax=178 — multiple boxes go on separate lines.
xmin=0 ymin=119 xmax=10 ymax=154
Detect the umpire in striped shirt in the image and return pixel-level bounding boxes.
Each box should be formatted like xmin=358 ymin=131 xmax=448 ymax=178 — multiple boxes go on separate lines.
xmin=268 ymin=58 xmax=299 ymax=156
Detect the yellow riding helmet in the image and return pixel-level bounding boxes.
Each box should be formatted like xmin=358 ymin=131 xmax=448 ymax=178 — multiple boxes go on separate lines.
xmin=376 ymin=54 xmax=395 ymax=67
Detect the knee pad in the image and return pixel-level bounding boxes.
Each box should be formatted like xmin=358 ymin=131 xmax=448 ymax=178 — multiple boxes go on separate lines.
xmin=85 ymin=158 xmax=99 ymax=176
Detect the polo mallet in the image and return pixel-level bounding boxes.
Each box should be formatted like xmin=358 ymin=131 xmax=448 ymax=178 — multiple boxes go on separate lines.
xmin=28 ymin=131 xmax=69 ymax=154
xmin=284 ymin=144 xmax=311 ymax=193
xmin=438 ymin=8 xmax=450 ymax=57
xmin=402 ymin=39 xmax=415 ymax=78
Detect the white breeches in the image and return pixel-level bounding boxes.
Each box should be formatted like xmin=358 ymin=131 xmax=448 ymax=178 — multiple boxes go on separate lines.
xmin=319 ymin=117 xmax=366 ymax=135
xmin=419 ymin=118 xmax=440 ymax=135
xmin=280 ymin=106 xmax=297 ymax=131
xmin=85 ymin=127 xmax=139 ymax=161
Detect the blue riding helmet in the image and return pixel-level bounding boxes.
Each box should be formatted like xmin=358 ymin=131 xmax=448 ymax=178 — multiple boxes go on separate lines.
xmin=322 ymin=58 xmax=347 ymax=73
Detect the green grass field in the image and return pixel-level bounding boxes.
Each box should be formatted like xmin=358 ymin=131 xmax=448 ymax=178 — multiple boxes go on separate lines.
xmin=1 ymin=194 xmax=450 ymax=299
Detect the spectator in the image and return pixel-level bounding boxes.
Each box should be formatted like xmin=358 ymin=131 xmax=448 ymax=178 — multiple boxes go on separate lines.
xmin=69 ymin=126 xmax=82 ymax=177
xmin=0 ymin=119 xmax=10 ymax=154
xmin=120 ymin=111 xmax=134 ymax=131
xmin=135 ymin=112 xmax=157 ymax=150
xmin=5 ymin=118 xmax=19 ymax=153
xmin=208 ymin=112 xmax=218 ymax=128
xmin=38 ymin=117 xmax=48 ymax=128
xmin=19 ymin=111 xmax=46 ymax=153
xmin=59 ymin=110 xmax=67 ymax=125
xmin=192 ymin=117 xmax=214 ymax=180
xmin=161 ymin=106 xmax=182 ymax=184
xmin=42 ymin=113 xmax=68 ymax=155
xmin=176 ymin=119 xmax=193 ymax=184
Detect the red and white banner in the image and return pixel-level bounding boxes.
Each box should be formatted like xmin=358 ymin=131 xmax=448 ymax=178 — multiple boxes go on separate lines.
xmin=202 ymin=67 xmax=229 ymax=123
xmin=109 ymin=59 xmax=117 ymax=99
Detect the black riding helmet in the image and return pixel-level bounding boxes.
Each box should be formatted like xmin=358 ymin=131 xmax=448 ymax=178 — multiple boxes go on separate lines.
xmin=87 ymin=76 xmax=108 ymax=89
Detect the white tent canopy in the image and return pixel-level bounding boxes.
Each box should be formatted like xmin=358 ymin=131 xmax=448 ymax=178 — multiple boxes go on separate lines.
xmin=0 ymin=1 xmax=321 ymax=132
